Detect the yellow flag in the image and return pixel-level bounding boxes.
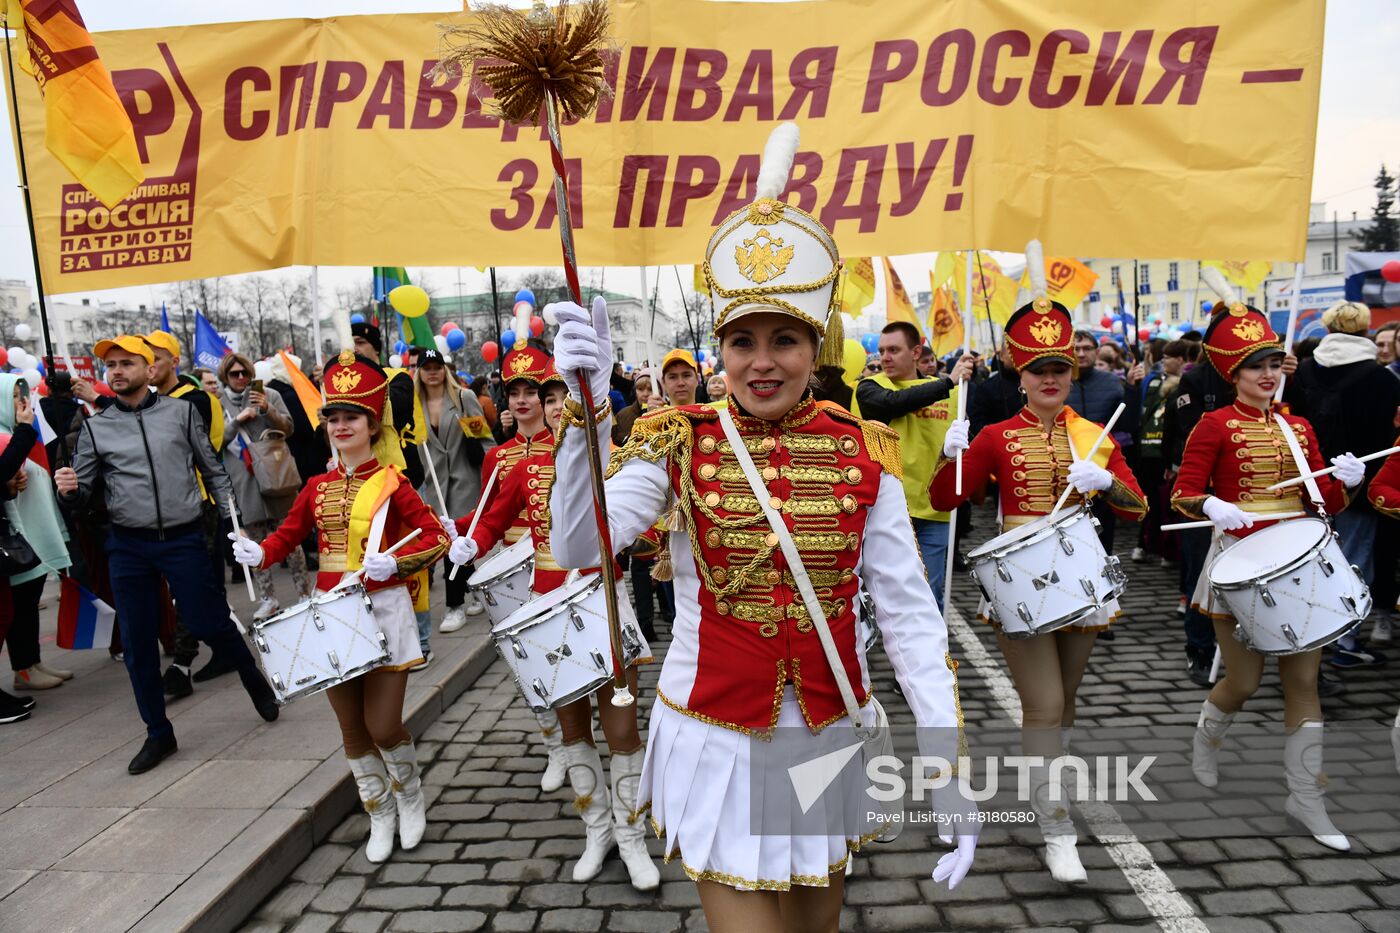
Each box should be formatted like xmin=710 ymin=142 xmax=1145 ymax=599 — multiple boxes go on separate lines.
xmin=5 ymin=0 xmax=145 ymax=208
xmin=1203 ymin=260 xmax=1273 ymax=292
xmin=1022 ymin=256 xmax=1099 ymax=309
xmin=1065 ymin=411 xmax=1114 ymax=469
xmin=931 ymin=251 xmax=957 ymax=290
xmin=944 ymin=252 xmax=1018 ymax=326
xmin=693 ymin=264 xmax=709 ymax=296
xmin=927 ymin=281 xmax=963 ymax=357
xmin=881 ymin=257 xmax=921 ymax=334
xmin=840 ymin=257 xmax=877 ymax=316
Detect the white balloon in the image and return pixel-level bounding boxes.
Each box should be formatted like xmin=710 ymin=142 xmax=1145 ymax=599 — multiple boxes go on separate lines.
xmin=542 ymin=304 xmax=559 ymax=326
xmin=1110 ymin=320 xmax=1124 ymax=335
xmin=253 ymin=359 xmax=274 ymax=382
xmin=388 ymin=354 xmax=403 ymax=368
xmin=13 ymin=323 xmax=31 ymax=341
xmin=6 ymin=346 xmax=23 ymax=366
xmin=434 ymin=334 xmax=450 ymax=355
xmin=20 ymin=367 xmax=41 ymax=385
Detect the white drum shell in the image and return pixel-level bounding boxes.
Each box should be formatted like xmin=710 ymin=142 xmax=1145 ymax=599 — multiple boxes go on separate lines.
xmin=1209 ymin=519 xmax=1370 ymax=655
xmin=467 ymin=537 xmax=537 ymax=627
xmin=967 ymin=507 xmax=1126 ymax=638
xmin=491 ymin=575 xmax=646 ymax=712
xmin=252 ymin=584 xmax=390 ymax=705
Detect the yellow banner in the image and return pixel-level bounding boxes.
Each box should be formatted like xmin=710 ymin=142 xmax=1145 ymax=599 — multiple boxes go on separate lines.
xmin=5 ymin=0 xmax=1323 ymax=293
xmin=1202 ymin=259 xmax=1273 ymax=291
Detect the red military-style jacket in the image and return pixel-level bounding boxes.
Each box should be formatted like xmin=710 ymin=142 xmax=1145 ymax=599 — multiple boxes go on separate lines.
xmin=1369 ymin=441 xmax=1400 ymax=518
xmin=479 ymin=428 xmax=555 ymax=545
xmin=1171 ymin=401 xmax=1349 ymax=539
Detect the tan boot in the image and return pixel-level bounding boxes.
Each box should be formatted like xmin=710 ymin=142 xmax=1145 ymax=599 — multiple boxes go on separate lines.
xmin=1283 ymin=721 xmax=1349 ymax=852
xmin=346 ymin=752 xmax=398 ymax=863
xmin=1191 ymin=700 xmax=1236 ymax=788
xmin=1031 ymin=764 xmax=1086 ymax=883
xmin=34 ymin=661 xmax=73 ymax=681
xmin=537 ymin=709 xmax=567 ymax=793
xmin=14 ymin=667 xmax=63 ymax=691
xmin=564 ymin=742 xmax=614 ymax=881
xmin=609 ymin=748 xmax=659 ymax=891
xmin=379 ymin=740 xmax=427 ymax=851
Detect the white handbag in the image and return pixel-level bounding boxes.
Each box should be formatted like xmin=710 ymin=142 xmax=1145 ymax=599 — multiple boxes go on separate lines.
xmin=717 ymin=406 xmax=902 ymax=841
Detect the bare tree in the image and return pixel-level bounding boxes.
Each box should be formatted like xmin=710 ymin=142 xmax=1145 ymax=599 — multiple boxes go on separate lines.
xmin=275 ymin=273 xmax=311 ymax=358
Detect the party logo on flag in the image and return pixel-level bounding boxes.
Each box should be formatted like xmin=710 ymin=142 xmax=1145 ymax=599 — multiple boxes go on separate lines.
xmin=56 ymin=577 xmax=115 ymax=650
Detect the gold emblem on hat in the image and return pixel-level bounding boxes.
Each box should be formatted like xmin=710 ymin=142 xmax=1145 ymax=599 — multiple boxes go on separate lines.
xmin=338 ymin=349 xmax=355 ymax=367
xmin=509 ymin=353 xmax=534 ymax=376
xmin=1232 ymin=318 xmax=1265 ymax=342
xmin=1229 ymin=302 xmax=1248 ymax=317
xmin=1029 ymin=315 xmax=1062 ymax=347
xmin=747 ymin=197 xmax=786 ymax=226
xmin=331 ymin=366 xmax=362 ymax=393
xmin=735 ymin=228 xmax=795 ymax=285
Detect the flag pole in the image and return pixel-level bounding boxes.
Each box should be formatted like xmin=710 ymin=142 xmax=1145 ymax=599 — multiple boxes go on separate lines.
xmin=2 ymin=17 xmax=55 ymax=375
xmin=1274 ymin=262 xmax=1305 ymax=403
xmin=973 ymin=250 xmax=997 ymax=351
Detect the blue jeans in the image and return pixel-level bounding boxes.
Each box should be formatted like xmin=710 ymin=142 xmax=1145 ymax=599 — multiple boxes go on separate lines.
xmin=415 ymin=610 xmax=432 ymax=655
xmin=911 ymin=518 xmax=949 ymax=611
xmin=1332 ymin=505 xmax=1377 ymax=651
xmin=1177 ymin=525 xmax=1216 ymax=659
xmin=106 ymin=528 xmax=264 ymax=740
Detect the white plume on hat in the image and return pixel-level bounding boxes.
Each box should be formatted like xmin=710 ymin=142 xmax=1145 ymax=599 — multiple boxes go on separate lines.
xmin=1201 ymin=266 xmax=1235 ymax=304
xmin=1024 ymin=239 xmax=1047 ymax=299
xmin=756 ymin=122 xmax=800 ymax=200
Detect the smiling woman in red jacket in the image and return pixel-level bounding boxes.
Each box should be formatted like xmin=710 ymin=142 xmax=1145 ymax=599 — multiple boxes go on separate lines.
xmin=1170 ymin=300 xmax=1364 ymax=852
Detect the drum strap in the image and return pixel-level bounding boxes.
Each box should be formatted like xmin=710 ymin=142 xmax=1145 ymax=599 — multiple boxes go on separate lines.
xmin=1272 ymin=414 xmax=1324 ymax=508
xmin=717 ymin=406 xmax=871 ymax=739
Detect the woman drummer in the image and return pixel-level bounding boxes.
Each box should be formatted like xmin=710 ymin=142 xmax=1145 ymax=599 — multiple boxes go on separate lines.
xmin=1170 ymin=300 xmax=1364 ymax=850
xmin=230 ymin=352 xmax=449 ymax=863
xmin=931 ymin=296 xmax=1148 ymax=884
xmin=445 ymin=354 xmax=661 ymax=891
xmin=544 ymin=123 xmax=975 ymax=933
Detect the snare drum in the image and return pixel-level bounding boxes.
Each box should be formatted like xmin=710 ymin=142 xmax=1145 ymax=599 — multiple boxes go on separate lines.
xmin=967 ymin=506 xmax=1127 ymax=638
xmin=491 ymin=574 xmax=648 ymax=712
xmin=468 ymin=537 xmax=536 ymax=626
xmin=1208 ymin=518 xmax=1369 ymax=655
xmin=252 ymin=584 xmax=391 ymax=705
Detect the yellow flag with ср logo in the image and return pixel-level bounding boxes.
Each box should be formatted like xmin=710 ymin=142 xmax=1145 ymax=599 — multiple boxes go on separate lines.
xmin=1021 ymin=256 xmax=1099 ymax=310
xmin=881 ymin=257 xmax=922 ymax=335
xmin=4 ymin=0 xmax=144 ymax=208
xmin=1203 ymin=260 xmax=1273 ymax=292
xmin=839 ymin=257 xmax=877 ymax=317
xmin=927 ymin=281 xmax=963 ymax=357
xmin=938 ymin=251 xmax=1019 ymax=326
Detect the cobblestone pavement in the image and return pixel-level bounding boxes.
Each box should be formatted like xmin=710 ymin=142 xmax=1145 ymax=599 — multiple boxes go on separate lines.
xmin=241 ymin=507 xmax=1400 ymax=932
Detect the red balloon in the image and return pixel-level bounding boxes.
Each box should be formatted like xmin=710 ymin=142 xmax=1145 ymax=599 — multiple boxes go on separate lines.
xmin=35 ymin=379 xmax=49 ymax=396
xmin=481 ymin=341 xmax=499 ymax=363
xmin=93 ymin=380 xmax=115 ymax=397
xmin=0 ymin=348 xmax=7 ymax=368
xmin=440 ymin=322 xmax=458 ymax=336
xmin=1382 ymin=260 xmax=1400 ymax=283
xmin=1138 ymin=327 xmax=1152 ymax=341
xmin=1099 ymin=316 xmax=1113 ymax=328
xmin=529 ymin=316 xmax=545 ymax=337
xmin=1099 ymin=335 xmax=1113 ymax=344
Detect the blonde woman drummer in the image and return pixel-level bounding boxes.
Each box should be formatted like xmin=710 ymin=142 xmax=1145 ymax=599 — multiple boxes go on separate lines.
xmin=446 ymin=360 xmax=660 ymax=891
xmin=931 ymin=297 xmax=1148 ymax=884
xmin=1171 ymin=301 xmax=1363 ymax=850
xmin=545 ymin=123 xmax=975 ymax=933
xmin=230 ymin=352 xmax=449 ymax=864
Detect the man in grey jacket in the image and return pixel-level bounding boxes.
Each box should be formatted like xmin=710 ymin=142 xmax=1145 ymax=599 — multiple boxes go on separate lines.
xmin=55 ymin=336 xmax=278 ymax=775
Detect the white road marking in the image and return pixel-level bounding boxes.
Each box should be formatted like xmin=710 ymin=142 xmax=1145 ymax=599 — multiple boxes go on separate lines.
xmin=945 ymin=605 xmax=1210 ymax=933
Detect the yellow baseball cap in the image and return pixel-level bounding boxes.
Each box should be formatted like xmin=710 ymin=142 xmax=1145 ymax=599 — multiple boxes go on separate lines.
xmin=143 ymin=330 xmax=181 ymax=359
xmin=661 ymin=348 xmax=698 ymax=374
xmin=94 ymin=335 xmax=155 ymax=364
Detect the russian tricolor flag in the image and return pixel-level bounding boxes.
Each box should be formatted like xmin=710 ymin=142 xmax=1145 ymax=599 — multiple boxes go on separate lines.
xmin=56 ymin=577 xmax=115 ymax=650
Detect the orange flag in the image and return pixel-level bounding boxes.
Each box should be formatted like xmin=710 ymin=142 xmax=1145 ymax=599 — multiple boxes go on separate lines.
xmin=840 ymin=257 xmax=877 ymax=316
xmin=280 ymin=351 xmax=323 ymax=426
xmin=881 ymin=257 xmax=922 ymax=335
xmin=926 ymin=281 xmax=963 ymax=357
xmin=5 ymin=0 xmax=145 ymax=208
xmin=1022 ymin=256 xmax=1099 ymax=310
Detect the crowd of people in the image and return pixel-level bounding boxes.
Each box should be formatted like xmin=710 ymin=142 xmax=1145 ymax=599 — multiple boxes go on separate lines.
xmin=0 ymin=130 xmax=1397 ymax=930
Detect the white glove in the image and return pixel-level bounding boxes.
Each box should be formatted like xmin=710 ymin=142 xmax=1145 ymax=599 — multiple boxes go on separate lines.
xmin=548 ymin=296 xmax=613 ymax=405
xmin=361 ymin=552 xmax=398 ymax=582
xmin=449 ymin=536 xmax=479 ymax=567
xmin=440 ymin=513 xmax=459 ymax=541
xmin=1067 ymin=459 xmax=1114 ymax=494
xmin=1202 ymin=496 xmax=1254 ymax=532
xmin=227 ymin=532 xmax=264 ymax=568
xmin=942 ymin=419 xmax=971 ymax=458
xmin=1331 ymin=453 xmax=1365 ymax=489
xmin=931 ymin=833 xmax=977 ymax=891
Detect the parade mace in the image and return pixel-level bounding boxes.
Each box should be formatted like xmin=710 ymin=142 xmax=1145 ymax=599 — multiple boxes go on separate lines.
xmin=438 ymin=0 xmax=634 ymax=706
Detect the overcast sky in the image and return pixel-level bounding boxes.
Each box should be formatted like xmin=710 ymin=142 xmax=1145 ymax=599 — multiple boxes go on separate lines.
xmin=0 ymin=0 xmax=1395 ymax=309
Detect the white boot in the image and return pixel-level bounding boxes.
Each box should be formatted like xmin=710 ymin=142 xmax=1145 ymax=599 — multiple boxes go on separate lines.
xmin=347 ymin=752 xmax=398 ymax=863
xmin=537 ymin=709 xmax=568 ymax=793
xmin=1283 ymin=721 xmax=1350 ymax=851
xmin=1392 ymin=708 xmax=1400 ymax=776
xmin=609 ymin=748 xmax=660 ymax=891
xmin=565 ymin=742 xmax=615 ymax=881
xmin=1191 ymin=700 xmax=1236 ymax=788
xmin=379 ymin=740 xmax=427 ymax=851
xmin=1031 ymin=765 xmax=1086 ymax=883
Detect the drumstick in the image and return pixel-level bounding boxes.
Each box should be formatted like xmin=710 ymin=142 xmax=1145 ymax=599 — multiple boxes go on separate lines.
xmin=449 ymin=462 xmax=501 ymax=581
xmin=1208 ymin=645 xmax=1222 ymax=684
xmin=226 ymin=496 xmax=258 ymax=603
xmin=954 ymin=373 xmax=968 ymax=496
xmin=1046 ymin=402 xmax=1126 ymax=523
xmin=1265 ymin=444 xmax=1400 ymax=491
xmin=420 ymin=440 xmax=449 ymax=515
xmin=327 ymin=528 xmax=424 ymax=595
xmin=1161 ymin=511 xmax=1306 ymax=532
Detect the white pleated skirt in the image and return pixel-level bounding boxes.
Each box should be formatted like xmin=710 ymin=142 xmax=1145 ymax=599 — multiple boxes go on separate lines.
xmin=639 ymin=685 xmax=883 ymax=891
xmin=315 ymin=583 xmax=423 ymax=673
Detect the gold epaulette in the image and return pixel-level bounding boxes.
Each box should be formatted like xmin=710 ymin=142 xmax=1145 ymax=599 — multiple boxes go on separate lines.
xmin=606 ymin=406 xmax=704 ymax=477
xmin=819 ymin=402 xmax=903 ymax=480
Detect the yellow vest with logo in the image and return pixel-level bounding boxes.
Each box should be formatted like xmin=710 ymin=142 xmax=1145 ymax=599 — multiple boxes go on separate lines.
xmin=852 ymin=374 xmax=957 ymax=522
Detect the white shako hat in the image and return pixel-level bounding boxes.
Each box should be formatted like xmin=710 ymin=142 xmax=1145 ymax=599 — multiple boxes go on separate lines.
xmin=703 ymin=123 xmax=841 ymax=342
